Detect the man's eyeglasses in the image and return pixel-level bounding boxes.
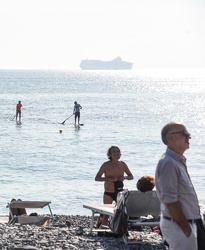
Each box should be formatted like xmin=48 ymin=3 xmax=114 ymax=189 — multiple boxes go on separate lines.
xmin=171 ymin=130 xmax=191 ymax=138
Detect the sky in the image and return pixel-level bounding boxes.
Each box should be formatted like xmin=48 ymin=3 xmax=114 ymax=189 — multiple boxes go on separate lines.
xmin=0 ymin=0 xmax=205 ymax=70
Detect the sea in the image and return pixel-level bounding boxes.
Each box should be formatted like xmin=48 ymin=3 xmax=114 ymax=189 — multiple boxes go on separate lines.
xmin=1 ymin=68 xmax=205 ymax=216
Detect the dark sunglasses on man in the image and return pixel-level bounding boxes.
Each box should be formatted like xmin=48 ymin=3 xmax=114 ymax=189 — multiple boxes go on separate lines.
xmin=171 ymin=130 xmax=191 ymax=138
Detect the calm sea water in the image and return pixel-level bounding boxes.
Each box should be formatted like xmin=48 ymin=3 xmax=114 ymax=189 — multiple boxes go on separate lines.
xmin=0 ymin=69 xmax=205 ymax=216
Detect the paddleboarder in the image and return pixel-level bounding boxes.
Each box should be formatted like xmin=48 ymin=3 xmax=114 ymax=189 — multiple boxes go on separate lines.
xmin=16 ymin=101 xmax=22 ymax=122
xmin=73 ymin=101 xmax=82 ymax=125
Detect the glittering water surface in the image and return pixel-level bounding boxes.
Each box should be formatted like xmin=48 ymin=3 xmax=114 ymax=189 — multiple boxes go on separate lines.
xmin=0 ymin=69 xmax=205 ymax=215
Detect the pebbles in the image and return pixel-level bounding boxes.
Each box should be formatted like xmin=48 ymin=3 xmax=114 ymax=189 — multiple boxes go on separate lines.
xmin=0 ymin=215 xmax=167 ymax=250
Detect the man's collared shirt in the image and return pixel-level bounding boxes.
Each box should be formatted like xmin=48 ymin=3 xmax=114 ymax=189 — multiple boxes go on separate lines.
xmin=155 ymin=147 xmax=200 ymax=219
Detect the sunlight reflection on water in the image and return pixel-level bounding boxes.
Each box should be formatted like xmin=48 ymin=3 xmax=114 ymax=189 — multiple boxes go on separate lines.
xmin=0 ymin=69 xmax=205 ymax=215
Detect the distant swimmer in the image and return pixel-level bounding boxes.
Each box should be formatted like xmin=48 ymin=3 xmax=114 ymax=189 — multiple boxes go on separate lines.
xmin=73 ymin=101 xmax=82 ymax=125
xmin=16 ymin=101 xmax=22 ymax=122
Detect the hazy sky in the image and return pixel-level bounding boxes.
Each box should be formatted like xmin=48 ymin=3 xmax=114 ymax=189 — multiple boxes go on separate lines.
xmin=0 ymin=0 xmax=205 ymax=70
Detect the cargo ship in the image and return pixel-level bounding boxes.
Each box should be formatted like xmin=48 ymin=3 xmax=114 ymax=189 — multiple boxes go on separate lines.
xmin=79 ymin=57 xmax=133 ymax=70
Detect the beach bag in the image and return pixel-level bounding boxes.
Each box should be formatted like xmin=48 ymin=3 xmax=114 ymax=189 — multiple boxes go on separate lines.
xmin=114 ymin=180 xmax=124 ymax=193
xmin=109 ymin=190 xmax=129 ymax=236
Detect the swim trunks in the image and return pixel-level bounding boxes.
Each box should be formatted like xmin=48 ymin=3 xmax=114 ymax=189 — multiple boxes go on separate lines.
xmin=104 ymin=191 xmax=118 ymax=201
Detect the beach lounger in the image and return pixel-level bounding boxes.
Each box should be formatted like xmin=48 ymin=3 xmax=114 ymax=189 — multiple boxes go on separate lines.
xmin=117 ymin=190 xmax=160 ymax=244
xmin=125 ymin=190 xmax=160 ymax=222
xmin=7 ymin=200 xmax=54 ymax=226
xmin=83 ymin=203 xmax=115 ymax=233
xmin=83 ymin=190 xmax=160 ymax=244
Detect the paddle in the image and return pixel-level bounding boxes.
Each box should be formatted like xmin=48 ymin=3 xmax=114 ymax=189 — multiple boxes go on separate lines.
xmin=62 ymin=114 xmax=74 ymax=125
xmin=12 ymin=115 xmax=16 ymax=121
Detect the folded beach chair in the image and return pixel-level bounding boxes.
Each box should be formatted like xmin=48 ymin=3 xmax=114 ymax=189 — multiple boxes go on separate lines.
xmin=7 ymin=200 xmax=54 ymax=226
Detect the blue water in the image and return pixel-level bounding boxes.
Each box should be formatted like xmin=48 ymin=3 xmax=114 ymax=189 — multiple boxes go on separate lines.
xmin=1 ymin=69 xmax=205 ymax=216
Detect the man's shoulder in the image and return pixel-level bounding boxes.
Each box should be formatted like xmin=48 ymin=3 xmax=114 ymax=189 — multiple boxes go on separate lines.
xmin=158 ymin=153 xmax=174 ymax=164
xmin=157 ymin=153 xmax=179 ymax=174
xmin=101 ymin=161 xmax=111 ymax=167
xmin=120 ymin=160 xmax=127 ymax=167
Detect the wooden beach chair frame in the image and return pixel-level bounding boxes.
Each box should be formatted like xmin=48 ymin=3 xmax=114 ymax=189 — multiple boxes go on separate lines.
xmin=7 ymin=200 xmax=54 ymax=225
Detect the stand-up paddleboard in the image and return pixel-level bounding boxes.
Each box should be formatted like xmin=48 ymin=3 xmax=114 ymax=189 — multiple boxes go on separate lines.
xmin=16 ymin=121 xmax=22 ymax=125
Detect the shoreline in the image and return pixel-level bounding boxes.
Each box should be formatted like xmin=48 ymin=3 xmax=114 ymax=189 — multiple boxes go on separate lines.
xmin=0 ymin=215 xmax=167 ymax=250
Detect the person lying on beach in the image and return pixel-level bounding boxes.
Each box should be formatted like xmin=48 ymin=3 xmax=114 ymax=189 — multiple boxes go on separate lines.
xmin=9 ymin=198 xmax=27 ymax=221
xmin=95 ymin=145 xmax=133 ymax=228
xmin=8 ymin=198 xmax=50 ymax=226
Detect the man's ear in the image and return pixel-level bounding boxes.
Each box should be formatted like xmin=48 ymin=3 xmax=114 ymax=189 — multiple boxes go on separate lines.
xmin=166 ymin=133 xmax=173 ymax=143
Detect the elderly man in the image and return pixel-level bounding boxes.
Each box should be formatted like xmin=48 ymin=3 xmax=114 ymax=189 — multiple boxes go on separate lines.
xmin=155 ymin=122 xmax=205 ymax=250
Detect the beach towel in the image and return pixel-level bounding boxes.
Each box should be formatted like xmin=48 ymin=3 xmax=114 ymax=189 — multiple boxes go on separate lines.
xmin=109 ymin=190 xmax=129 ymax=236
xmin=109 ymin=206 xmax=128 ymax=236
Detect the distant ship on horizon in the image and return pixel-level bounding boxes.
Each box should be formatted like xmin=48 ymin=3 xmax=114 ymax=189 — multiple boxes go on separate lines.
xmin=79 ymin=56 xmax=133 ymax=70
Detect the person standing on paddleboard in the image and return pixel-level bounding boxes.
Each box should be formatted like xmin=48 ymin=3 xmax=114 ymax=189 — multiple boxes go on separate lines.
xmin=73 ymin=101 xmax=82 ymax=125
xmin=16 ymin=101 xmax=22 ymax=122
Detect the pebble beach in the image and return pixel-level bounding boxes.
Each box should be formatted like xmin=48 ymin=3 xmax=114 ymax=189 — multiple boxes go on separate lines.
xmin=0 ymin=215 xmax=168 ymax=250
